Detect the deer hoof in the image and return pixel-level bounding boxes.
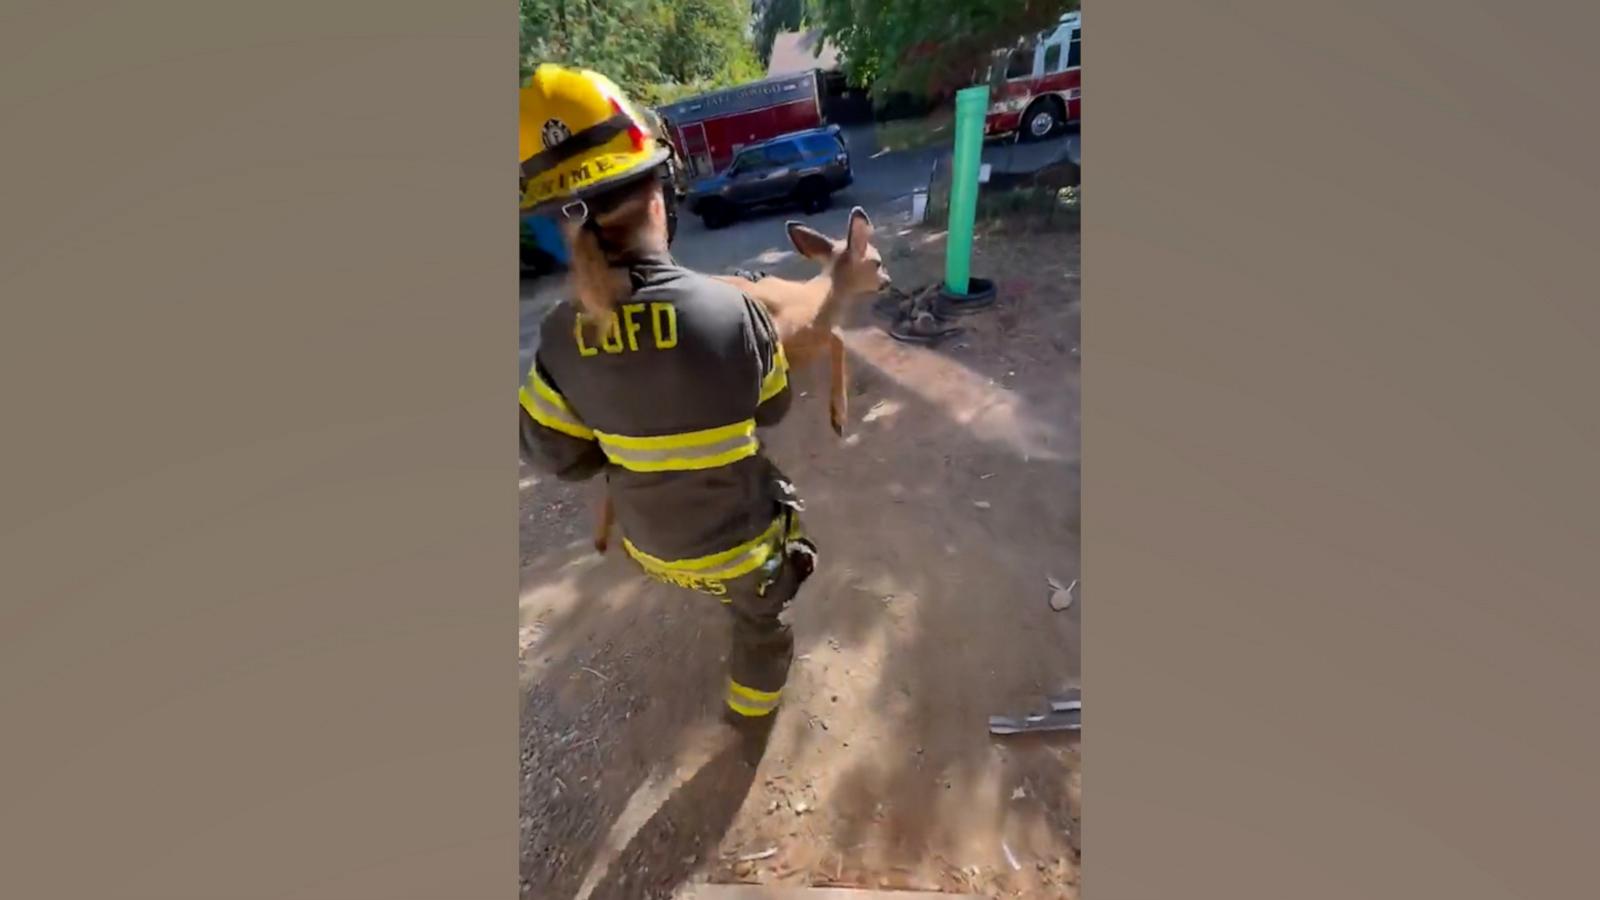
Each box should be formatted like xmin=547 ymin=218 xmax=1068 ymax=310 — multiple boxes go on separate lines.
xmin=593 ymin=536 xmax=609 ymax=555
xmin=831 ymin=412 xmax=847 ymax=437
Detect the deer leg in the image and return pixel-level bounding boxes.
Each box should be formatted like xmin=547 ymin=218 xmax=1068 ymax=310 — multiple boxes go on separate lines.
xmin=829 ymin=327 xmax=848 ymax=437
xmin=593 ymin=490 xmax=615 ymax=554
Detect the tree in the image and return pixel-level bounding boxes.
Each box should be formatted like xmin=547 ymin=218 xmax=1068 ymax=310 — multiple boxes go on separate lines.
xmin=657 ymin=0 xmax=764 ymax=87
xmin=520 ymin=0 xmax=664 ymax=97
xmin=521 ymin=0 xmax=760 ymax=104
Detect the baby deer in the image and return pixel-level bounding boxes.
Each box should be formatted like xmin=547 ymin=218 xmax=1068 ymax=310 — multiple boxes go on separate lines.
xmin=717 ymin=205 xmax=891 ymax=436
xmin=592 ymin=207 xmax=891 ymax=554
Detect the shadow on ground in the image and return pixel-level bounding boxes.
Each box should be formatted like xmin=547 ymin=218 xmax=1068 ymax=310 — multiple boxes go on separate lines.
xmin=519 ymin=216 xmax=1081 ymax=897
xmin=585 ymin=741 xmax=765 ymax=900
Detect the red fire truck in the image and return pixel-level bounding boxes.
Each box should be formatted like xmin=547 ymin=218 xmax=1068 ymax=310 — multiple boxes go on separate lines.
xmin=984 ymin=11 xmax=1080 ymax=142
xmin=656 ymin=70 xmax=825 ymax=179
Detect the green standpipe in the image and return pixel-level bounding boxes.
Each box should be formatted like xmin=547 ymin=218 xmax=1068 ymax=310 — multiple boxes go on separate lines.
xmin=944 ymin=84 xmax=990 ymax=295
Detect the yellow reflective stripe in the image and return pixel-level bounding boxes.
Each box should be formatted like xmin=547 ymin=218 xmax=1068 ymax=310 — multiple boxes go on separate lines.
xmin=759 ymin=344 xmax=789 ymax=404
xmin=528 ymin=366 xmax=578 ymax=417
xmin=728 ymin=679 xmax=781 ymax=704
xmin=603 ymin=442 xmax=756 ymax=473
xmin=623 ymin=515 xmax=783 ymax=581
xmin=595 ymin=419 xmax=751 ymax=451
xmin=727 ymin=697 xmax=778 ymax=718
xmin=520 ymin=378 xmax=593 ymax=441
xmin=592 ymin=420 xmax=759 ymax=473
xmin=726 ymin=679 xmax=781 ymax=717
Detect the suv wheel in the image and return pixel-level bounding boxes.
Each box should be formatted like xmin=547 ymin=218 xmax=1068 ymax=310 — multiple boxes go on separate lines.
xmin=663 ymin=189 xmax=680 ymax=244
xmin=700 ymin=199 xmax=733 ymax=230
xmin=519 ymin=245 xmax=557 ymax=279
xmin=797 ymin=178 xmax=831 ymax=214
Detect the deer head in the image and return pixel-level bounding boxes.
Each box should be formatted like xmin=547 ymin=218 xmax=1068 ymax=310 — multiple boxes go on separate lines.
xmin=784 ymin=207 xmax=892 ymax=298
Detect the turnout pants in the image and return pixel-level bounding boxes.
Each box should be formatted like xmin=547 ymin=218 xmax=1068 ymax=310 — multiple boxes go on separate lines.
xmin=627 ymin=503 xmax=817 ymax=720
xmin=720 ymin=524 xmax=814 ymax=719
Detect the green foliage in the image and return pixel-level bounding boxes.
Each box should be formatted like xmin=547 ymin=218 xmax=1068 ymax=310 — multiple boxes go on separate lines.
xmin=521 ymin=0 xmax=761 ymax=105
xmin=806 ymin=0 xmax=1079 ymax=96
xmin=658 ymin=0 xmax=764 ymax=86
xmin=520 ymin=0 xmax=662 ymax=95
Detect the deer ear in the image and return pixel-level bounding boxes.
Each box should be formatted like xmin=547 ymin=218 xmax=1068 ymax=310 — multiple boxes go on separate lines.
xmin=786 ymin=221 xmax=835 ymax=262
xmin=845 ymin=207 xmax=873 ymax=259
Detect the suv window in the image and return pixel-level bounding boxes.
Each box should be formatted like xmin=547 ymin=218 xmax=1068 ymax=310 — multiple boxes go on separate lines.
xmin=729 ymin=149 xmax=767 ymax=175
xmin=1043 ymin=43 xmax=1062 ymax=73
xmin=799 ymin=134 xmax=841 ymax=158
xmin=765 ymin=140 xmax=802 ymax=166
xmin=1068 ymin=29 xmax=1080 ymax=68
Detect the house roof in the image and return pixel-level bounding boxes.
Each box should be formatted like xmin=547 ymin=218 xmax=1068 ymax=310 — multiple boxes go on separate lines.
xmin=766 ymin=29 xmax=841 ymax=77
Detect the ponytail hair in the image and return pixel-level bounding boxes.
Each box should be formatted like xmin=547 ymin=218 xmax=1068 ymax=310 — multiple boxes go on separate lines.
xmin=562 ymin=218 xmax=624 ymax=328
xmin=560 ymin=173 xmax=663 ymax=337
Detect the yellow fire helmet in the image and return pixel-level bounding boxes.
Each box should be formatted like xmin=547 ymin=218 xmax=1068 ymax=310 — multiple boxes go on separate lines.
xmin=519 ymin=64 xmax=670 ymax=216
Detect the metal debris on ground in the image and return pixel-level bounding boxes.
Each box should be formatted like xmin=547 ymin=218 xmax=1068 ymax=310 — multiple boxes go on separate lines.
xmin=737 ymin=847 xmax=779 ymax=863
xmin=989 ymin=688 xmax=1081 ymax=736
xmin=972 ymin=500 xmax=991 ymax=509
xmin=677 ymin=887 xmax=986 ymax=899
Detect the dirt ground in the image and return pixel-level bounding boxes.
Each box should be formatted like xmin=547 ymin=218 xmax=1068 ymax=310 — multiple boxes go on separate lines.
xmin=518 ymin=216 xmax=1081 ymax=899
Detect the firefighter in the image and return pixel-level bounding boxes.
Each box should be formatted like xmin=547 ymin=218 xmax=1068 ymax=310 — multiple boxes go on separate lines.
xmin=519 ymin=64 xmax=816 ymax=737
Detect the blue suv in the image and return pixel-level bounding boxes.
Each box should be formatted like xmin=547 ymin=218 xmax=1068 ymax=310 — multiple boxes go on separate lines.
xmin=687 ymin=126 xmax=854 ymax=229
